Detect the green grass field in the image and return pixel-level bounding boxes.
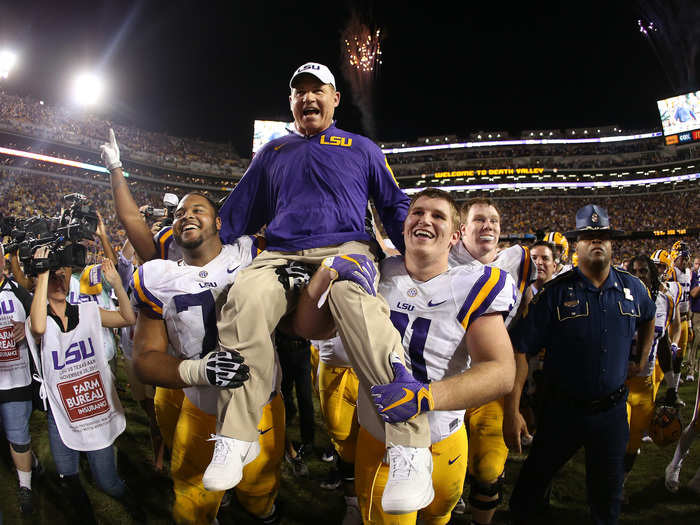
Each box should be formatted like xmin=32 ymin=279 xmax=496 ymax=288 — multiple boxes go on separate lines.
xmin=1 ymin=355 xmax=699 ymax=524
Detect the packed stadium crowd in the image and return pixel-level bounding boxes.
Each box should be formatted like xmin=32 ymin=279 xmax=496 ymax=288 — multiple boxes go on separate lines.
xmin=0 ymin=134 xmax=241 ymax=188
xmin=0 ymin=91 xmax=247 ymax=176
xmin=1 ymin=62 xmax=700 ymax=525
xmin=387 ymin=141 xmax=699 ymax=176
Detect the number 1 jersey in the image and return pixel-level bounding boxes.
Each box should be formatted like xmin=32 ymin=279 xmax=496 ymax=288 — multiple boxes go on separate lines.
xmin=371 ymin=256 xmax=517 ymax=443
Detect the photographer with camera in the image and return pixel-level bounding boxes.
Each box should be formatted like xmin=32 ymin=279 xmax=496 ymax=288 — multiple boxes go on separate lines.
xmin=26 ymin=246 xmax=142 ymax=523
xmin=2 ymin=216 xmax=33 ymax=291
xmin=68 ymin=212 xmax=120 ymax=368
xmin=0 ymin=243 xmax=39 ymax=515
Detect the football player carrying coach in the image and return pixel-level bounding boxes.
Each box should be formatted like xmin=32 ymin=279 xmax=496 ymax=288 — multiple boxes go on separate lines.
xmin=508 ymin=204 xmax=656 ymax=525
xmin=212 ymin=63 xmax=432 ymax=514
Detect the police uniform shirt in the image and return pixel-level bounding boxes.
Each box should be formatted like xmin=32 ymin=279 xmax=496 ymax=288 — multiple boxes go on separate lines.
xmin=691 ymin=269 xmax=700 ymax=314
xmin=512 ymin=267 xmax=655 ymax=401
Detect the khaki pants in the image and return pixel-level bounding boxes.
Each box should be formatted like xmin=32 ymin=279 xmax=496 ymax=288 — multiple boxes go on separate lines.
xmin=690 ymin=312 xmax=700 ymax=373
xmin=216 ymin=241 xmax=430 ymax=447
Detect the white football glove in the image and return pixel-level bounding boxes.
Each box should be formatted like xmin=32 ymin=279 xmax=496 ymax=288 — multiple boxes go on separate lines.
xmin=100 ymin=128 xmax=122 ymax=171
xmin=178 ymin=349 xmax=249 ymax=388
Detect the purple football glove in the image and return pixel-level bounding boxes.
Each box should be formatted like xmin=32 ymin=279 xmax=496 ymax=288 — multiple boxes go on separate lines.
xmin=670 ymin=342 xmax=680 ymax=358
xmin=317 ymin=254 xmax=377 ymax=306
xmin=370 ymin=353 xmax=434 ymax=423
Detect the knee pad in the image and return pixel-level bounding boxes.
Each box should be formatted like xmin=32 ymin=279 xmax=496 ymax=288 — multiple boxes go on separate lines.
xmin=468 ymin=473 xmax=504 ymax=511
xmin=9 ymin=442 xmax=31 ymax=453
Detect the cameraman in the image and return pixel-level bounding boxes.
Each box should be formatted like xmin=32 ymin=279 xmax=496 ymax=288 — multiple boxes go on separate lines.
xmin=27 ymin=246 xmax=141 ymax=523
xmin=4 ymin=244 xmax=33 ymax=291
xmin=67 ymin=212 xmax=119 ymax=367
xmin=0 ymin=243 xmax=37 ymax=515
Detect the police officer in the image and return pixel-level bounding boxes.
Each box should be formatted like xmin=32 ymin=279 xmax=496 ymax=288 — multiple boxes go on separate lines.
xmin=506 ymin=204 xmax=656 ymax=525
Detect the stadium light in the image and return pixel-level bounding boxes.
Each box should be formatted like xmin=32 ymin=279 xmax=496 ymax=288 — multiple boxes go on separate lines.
xmin=0 ymin=50 xmax=17 ymax=79
xmin=72 ymin=72 xmax=104 ymax=106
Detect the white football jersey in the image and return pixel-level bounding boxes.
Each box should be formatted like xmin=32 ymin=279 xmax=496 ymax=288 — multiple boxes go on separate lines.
xmin=631 ymin=287 xmax=675 ymax=377
xmin=154 ymin=225 xmax=184 ymax=262
xmin=449 ymin=242 xmax=534 ymax=327
xmin=312 ymin=336 xmax=351 ymax=368
xmin=665 ymin=280 xmax=682 ymax=316
xmin=360 ymin=256 xmax=517 ymax=444
xmin=553 ymin=263 xmax=573 ymax=278
xmin=668 ymin=267 xmax=691 ymax=314
xmin=131 ymin=239 xmax=262 ymax=414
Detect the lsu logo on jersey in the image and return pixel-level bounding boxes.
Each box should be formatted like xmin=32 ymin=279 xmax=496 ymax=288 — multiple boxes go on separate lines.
xmin=395 ymin=301 xmax=414 ymax=311
xmin=320 ymin=135 xmax=352 ymax=147
xmin=51 ymin=338 xmax=96 ymax=370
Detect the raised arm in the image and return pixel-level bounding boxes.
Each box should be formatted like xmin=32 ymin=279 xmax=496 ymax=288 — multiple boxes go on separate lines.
xmin=28 ymin=247 xmax=50 ymax=339
xmin=98 ymin=258 xmax=136 ymax=328
xmin=95 ymin=211 xmax=118 ymax=266
xmin=101 ymin=129 xmax=159 ymax=262
xmin=9 ymin=252 xmax=33 ymax=291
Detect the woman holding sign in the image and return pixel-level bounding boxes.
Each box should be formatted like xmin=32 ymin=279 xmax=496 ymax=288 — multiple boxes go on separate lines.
xmin=27 ymin=246 xmax=139 ymax=523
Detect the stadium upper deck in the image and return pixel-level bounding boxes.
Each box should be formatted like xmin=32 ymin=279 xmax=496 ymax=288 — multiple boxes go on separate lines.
xmin=1 ymin=91 xmax=698 ymax=204
xmin=381 ymin=126 xmax=700 ymax=199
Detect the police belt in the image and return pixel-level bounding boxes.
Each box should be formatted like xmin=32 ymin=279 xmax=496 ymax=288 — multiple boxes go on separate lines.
xmin=546 ymin=384 xmax=628 ymax=414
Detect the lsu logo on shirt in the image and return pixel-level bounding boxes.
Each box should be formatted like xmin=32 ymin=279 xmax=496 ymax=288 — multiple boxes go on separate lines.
xmin=320 ymin=135 xmax=352 ymax=147
xmin=1 ymin=299 xmax=15 ymax=315
xmin=51 ymin=337 xmax=96 ymax=370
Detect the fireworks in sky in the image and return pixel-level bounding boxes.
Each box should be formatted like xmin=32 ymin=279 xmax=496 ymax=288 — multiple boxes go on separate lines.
xmin=635 ymin=0 xmax=700 ymax=92
xmin=637 ymin=19 xmax=656 ymax=36
xmin=341 ymin=12 xmax=384 ymax=139
xmin=344 ymin=27 xmax=383 ymax=75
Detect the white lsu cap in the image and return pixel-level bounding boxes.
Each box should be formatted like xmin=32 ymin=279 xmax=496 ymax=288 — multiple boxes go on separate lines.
xmin=289 ymin=62 xmax=336 ymax=89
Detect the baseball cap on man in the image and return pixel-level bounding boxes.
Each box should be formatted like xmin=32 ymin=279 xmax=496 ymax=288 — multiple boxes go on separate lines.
xmin=290 ymin=62 xmax=336 ymax=89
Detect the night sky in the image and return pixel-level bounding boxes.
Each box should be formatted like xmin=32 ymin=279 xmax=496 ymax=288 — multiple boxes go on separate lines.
xmin=0 ymin=1 xmax=690 ymax=157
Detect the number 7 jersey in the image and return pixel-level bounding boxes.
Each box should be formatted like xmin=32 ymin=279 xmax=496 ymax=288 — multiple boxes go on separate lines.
xmin=374 ymin=256 xmax=517 ymax=443
xmin=130 ymin=238 xmax=256 ymax=414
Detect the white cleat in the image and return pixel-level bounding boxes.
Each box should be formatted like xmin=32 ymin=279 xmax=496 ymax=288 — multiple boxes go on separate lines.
xmin=665 ymin=462 xmax=681 ymax=493
xmin=381 ymin=444 xmax=434 ymax=514
xmin=202 ymin=435 xmax=260 ymax=491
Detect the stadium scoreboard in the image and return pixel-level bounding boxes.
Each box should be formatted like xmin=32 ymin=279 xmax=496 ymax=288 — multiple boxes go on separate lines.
xmin=252 ymin=120 xmax=289 ymax=154
xmin=657 ymin=90 xmax=700 ymax=146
